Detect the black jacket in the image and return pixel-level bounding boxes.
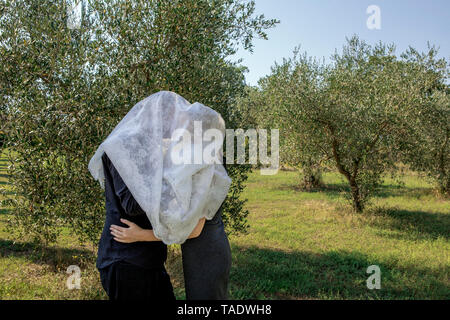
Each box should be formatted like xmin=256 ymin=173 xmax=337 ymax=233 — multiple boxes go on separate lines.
xmin=96 ymin=152 xmax=167 ymax=270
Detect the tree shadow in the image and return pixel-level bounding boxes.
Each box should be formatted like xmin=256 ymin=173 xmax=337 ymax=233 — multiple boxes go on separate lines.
xmin=1 ymin=239 xmax=448 ymax=299
xmin=366 ymin=207 xmax=450 ymax=241
xmin=230 ymin=245 xmax=449 ymax=300
xmin=276 ymin=180 xmax=434 ymax=201
xmin=0 ymin=238 xmax=96 ymax=271
xmin=372 ymin=185 xmax=435 ymax=199
xmin=0 ymin=159 xmax=11 ymax=186
xmin=276 ymin=182 xmax=347 ymax=199
xmin=0 ymin=208 xmax=11 ymax=215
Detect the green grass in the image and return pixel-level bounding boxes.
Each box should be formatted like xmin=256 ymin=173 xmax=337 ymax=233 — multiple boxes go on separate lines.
xmin=227 ymin=171 xmax=449 ymax=299
xmin=0 ymin=150 xmax=449 ymax=299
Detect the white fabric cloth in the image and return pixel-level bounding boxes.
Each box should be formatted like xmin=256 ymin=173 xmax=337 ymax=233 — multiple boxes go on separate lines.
xmin=88 ymin=91 xmax=231 ymax=244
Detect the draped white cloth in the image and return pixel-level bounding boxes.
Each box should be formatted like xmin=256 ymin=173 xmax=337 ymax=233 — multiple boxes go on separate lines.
xmin=88 ymin=91 xmax=231 ymax=244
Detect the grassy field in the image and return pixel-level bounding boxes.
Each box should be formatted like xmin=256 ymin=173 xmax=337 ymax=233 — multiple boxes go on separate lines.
xmin=0 ymin=149 xmax=449 ymax=299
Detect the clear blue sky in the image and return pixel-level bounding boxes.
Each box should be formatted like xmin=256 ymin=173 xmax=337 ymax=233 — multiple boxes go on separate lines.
xmin=232 ymin=0 xmax=450 ymax=86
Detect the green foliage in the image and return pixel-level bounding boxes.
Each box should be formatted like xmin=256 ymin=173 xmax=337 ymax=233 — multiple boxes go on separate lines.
xmin=0 ymin=131 xmax=4 ymax=150
xmin=0 ymin=0 xmax=278 ymax=244
xmin=235 ymin=62 xmax=326 ymax=189
xmin=260 ymin=49 xmax=330 ymax=189
xmin=396 ymin=47 xmax=449 ymax=196
xmin=416 ymin=90 xmax=449 ymax=196
xmin=252 ymin=36 xmax=447 ymax=211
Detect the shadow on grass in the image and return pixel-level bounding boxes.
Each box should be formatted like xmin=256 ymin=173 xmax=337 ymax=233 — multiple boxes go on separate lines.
xmin=230 ymin=245 xmax=449 ymax=300
xmin=1 ymin=239 xmax=448 ymax=299
xmin=0 ymin=208 xmax=11 ymax=215
xmin=276 ymin=182 xmax=347 ymax=200
xmin=0 ymin=238 xmax=96 ymax=271
xmin=277 ymin=181 xmax=433 ymax=200
xmin=366 ymin=207 xmax=450 ymax=241
xmin=0 ymin=190 xmax=14 ymax=197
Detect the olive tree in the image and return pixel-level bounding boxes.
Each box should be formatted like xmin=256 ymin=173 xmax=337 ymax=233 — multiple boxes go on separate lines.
xmin=397 ymin=47 xmax=449 ymax=196
xmin=264 ymin=37 xmax=436 ymax=211
xmin=0 ymin=0 xmax=278 ymax=244
xmin=255 ymin=50 xmax=329 ymax=189
xmin=413 ymin=89 xmax=449 ymax=196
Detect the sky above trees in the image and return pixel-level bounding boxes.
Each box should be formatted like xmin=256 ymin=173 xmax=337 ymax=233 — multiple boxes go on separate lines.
xmin=233 ymin=0 xmax=450 ymax=86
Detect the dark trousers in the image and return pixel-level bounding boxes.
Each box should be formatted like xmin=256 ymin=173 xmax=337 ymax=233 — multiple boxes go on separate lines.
xmin=181 ymin=213 xmax=232 ymax=300
xmin=99 ymin=261 xmax=176 ymax=301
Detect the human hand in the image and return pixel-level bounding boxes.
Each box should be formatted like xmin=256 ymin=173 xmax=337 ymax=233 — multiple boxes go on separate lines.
xmin=110 ymin=218 xmax=145 ymax=243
